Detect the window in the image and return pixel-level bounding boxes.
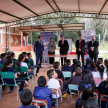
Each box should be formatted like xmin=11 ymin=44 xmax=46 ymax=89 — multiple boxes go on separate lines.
xmin=0 ymin=32 xmax=2 ymax=44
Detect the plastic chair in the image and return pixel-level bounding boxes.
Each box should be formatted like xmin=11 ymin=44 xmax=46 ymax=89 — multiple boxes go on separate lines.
xmin=0 ymin=63 xmax=3 ymax=69
xmin=26 ymin=62 xmax=31 ymax=69
xmin=13 ymin=60 xmax=17 ymax=65
xmin=1 ymin=72 xmax=20 ymax=101
xmin=56 ymin=78 xmax=63 ymax=89
xmin=62 ymin=71 xmax=71 ymax=79
xmin=68 ymin=84 xmax=78 ymax=102
xmin=20 ymin=66 xmax=33 ymax=89
xmin=32 ymin=99 xmax=48 ymax=108
xmin=30 ymin=59 xmax=34 ymax=66
xmin=100 ymin=94 xmax=108 ymax=108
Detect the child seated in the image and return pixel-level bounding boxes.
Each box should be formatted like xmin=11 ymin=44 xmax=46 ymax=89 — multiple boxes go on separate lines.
xmin=22 ymin=52 xmax=30 ymax=63
xmin=71 ymin=59 xmax=77 ymax=72
xmin=76 ymin=60 xmax=84 ymax=72
xmin=27 ymin=52 xmax=34 ymax=66
xmin=19 ymin=89 xmax=39 ymax=108
xmin=84 ymin=58 xmax=91 ymax=69
xmin=1 ymin=58 xmax=25 ymax=92
xmin=47 ymin=69 xmax=62 ymax=103
xmin=11 ymin=52 xmax=17 ymax=61
xmin=88 ymin=60 xmax=96 ymax=71
xmin=33 ymin=76 xmax=52 ymax=108
xmin=53 ymin=62 xmax=64 ymax=80
xmin=0 ymin=53 xmax=6 ymax=64
xmin=64 ymin=67 xmax=82 ymax=86
xmin=61 ymin=59 xmax=73 ymax=73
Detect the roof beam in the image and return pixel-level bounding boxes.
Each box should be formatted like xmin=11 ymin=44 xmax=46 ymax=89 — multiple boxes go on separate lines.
xmin=13 ymin=0 xmax=38 ymax=16
xmin=78 ymin=0 xmax=80 ymax=13
xmin=0 ymin=20 xmax=7 ymax=23
xmin=0 ymin=10 xmax=22 ymax=20
xmin=45 ymin=0 xmax=56 ymax=12
xmin=58 ymin=24 xmax=64 ymax=30
xmin=52 ymin=0 xmax=61 ymax=11
xmin=99 ymin=0 xmax=108 ymax=14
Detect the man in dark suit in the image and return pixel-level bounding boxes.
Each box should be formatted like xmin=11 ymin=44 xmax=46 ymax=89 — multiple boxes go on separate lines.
xmin=58 ymin=35 xmax=69 ymax=67
xmin=34 ymin=36 xmax=44 ymax=74
xmin=75 ymin=35 xmax=85 ymax=66
xmin=88 ymin=36 xmax=99 ymax=63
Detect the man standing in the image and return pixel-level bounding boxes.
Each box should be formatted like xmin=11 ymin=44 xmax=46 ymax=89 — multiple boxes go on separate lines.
xmin=75 ymin=35 xmax=85 ymax=66
xmin=34 ymin=36 xmax=44 ymax=74
xmin=88 ymin=36 xmax=99 ymax=63
xmin=58 ymin=35 xmax=69 ymax=67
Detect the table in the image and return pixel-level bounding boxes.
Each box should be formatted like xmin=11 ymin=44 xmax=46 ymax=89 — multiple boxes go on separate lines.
xmin=44 ymin=54 xmax=77 ymax=71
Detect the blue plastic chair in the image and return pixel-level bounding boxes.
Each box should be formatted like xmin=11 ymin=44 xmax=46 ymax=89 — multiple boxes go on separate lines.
xmin=68 ymin=84 xmax=78 ymax=102
xmin=62 ymin=71 xmax=71 ymax=79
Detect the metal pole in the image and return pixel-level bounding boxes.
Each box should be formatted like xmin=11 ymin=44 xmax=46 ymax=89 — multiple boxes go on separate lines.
xmin=31 ymin=26 xmax=32 ymax=51
xmin=8 ymin=26 xmax=10 ymax=50
xmin=5 ymin=25 xmax=8 ymax=53
xmin=99 ymin=34 xmax=100 ymax=50
xmin=57 ymin=25 xmax=59 ymax=43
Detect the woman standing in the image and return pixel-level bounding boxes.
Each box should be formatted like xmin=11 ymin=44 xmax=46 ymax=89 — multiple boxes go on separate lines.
xmin=47 ymin=38 xmax=56 ymax=67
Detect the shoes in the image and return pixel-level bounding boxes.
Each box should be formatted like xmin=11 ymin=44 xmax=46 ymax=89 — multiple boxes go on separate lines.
xmin=24 ymin=81 xmax=29 ymax=87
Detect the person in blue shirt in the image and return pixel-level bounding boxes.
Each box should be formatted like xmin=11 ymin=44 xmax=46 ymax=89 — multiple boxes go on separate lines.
xmin=33 ymin=76 xmax=52 ymax=108
xmin=88 ymin=60 xmax=96 ymax=71
xmin=71 ymin=59 xmax=77 ymax=72
xmin=22 ymin=52 xmax=30 ymax=63
xmin=61 ymin=59 xmax=73 ymax=73
xmin=0 ymin=53 xmax=6 ymax=64
xmin=84 ymin=58 xmax=91 ymax=69
xmin=27 ymin=52 xmax=34 ymax=66
xmin=76 ymin=60 xmax=84 ymax=73
xmin=11 ymin=52 xmax=17 ymax=61
xmin=19 ymin=89 xmax=39 ymax=108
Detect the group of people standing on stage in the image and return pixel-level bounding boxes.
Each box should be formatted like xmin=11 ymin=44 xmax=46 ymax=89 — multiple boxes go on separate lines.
xmin=34 ymin=34 xmax=99 ymax=71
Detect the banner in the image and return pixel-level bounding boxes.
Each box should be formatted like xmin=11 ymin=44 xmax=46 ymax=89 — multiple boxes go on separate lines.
xmin=40 ymin=32 xmax=53 ymax=62
xmin=66 ymin=39 xmax=72 ymax=54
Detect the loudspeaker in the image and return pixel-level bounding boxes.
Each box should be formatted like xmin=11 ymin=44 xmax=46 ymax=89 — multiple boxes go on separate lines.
xmin=98 ymin=58 xmax=103 ymax=63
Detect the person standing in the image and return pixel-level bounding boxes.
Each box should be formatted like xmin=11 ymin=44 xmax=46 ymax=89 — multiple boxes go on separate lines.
xmin=88 ymin=36 xmax=99 ymax=63
xmin=47 ymin=38 xmax=56 ymax=67
xmin=34 ymin=36 xmax=44 ymax=74
xmin=75 ymin=34 xmax=85 ymax=66
xmin=58 ymin=35 xmax=69 ymax=67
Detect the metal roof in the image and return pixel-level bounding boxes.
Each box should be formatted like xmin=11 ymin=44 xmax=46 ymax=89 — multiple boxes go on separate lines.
xmin=12 ymin=23 xmax=85 ymax=32
xmin=0 ymin=0 xmax=108 ymax=23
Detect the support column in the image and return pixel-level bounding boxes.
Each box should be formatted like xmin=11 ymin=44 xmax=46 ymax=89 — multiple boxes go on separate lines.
xmin=21 ymin=31 xmax=23 ymax=51
xmin=8 ymin=26 xmax=10 ymax=49
xmin=31 ymin=27 xmax=32 ymax=51
xmin=5 ymin=25 xmax=8 ymax=53
xmin=26 ymin=36 xmax=28 ymax=46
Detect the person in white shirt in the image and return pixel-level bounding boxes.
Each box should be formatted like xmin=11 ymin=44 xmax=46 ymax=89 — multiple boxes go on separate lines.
xmin=47 ymin=69 xmax=62 ymax=103
xmin=104 ymin=59 xmax=108 ymax=74
xmin=92 ymin=62 xmax=107 ymax=87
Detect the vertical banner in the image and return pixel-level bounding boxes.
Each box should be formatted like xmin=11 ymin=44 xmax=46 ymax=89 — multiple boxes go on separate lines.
xmin=66 ymin=39 xmax=72 ymax=54
xmin=40 ymin=32 xmax=53 ymax=62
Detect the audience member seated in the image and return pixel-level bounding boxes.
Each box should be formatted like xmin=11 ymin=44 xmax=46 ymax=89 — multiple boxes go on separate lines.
xmin=76 ymin=60 xmax=84 ymax=73
xmin=33 ymin=76 xmax=52 ymax=108
xmin=84 ymin=58 xmax=91 ymax=69
xmin=22 ymin=52 xmax=30 ymax=63
xmin=104 ymin=59 xmax=108 ymax=74
xmin=11 ymin=52 xmax=17 ymax=61
xmin=64 ymin=67 xmax=82 ymax=86
xmin=92 ymin=62 xmax=107 ymax=87
xmin=19 ymin=89 xmax=39 ymax=108
xmin=1 ymin=58 xmax=25 ymax=93
xmin=71 ymin=59 xmax=77 ymax=72
xmin=27 ymin=52 xmax=34 ymax=66
xmin=53 ymin=61 xmax=64 ymax=80
xmin=76 ymin=85 xmax=94 ymax=108
xmin=47 ymin=69 xmax=62 ymax=103
xmin=16 ymin=54 xmax=33 ymax=77
xmin=61 ymin=59 xmax=73 ymax=73
xmin=0 ymin=53 xmax=6 ymax=64
xmin=98 ymin=78 xmax=108 ymax=108
xmin=83 ymin=97 xmax=99 ymax=108
xmin=88 ymin=60 xmax=96 ymax=71
xmin=78 ymin=69 xmax=96 ymax=91
xmin=6 ymin=55 xmax=11 ymax=59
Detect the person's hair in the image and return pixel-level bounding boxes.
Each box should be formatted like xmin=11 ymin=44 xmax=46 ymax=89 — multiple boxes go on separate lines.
xmin=89 ymin=60 xmax=95 ymax=69
xmin=50 ymin=38 xmax=53 ymax=42
xmin=76 ymin=60 xmax=81 ymax=67
xmin=81 ymin=69 xmax=95 ymax=90
xmin=104 ymin=59 xmax=108 ymax=72
xmin=79 ymin=34 xmax=82 ymax=37
xmin=65 ymin=59 xmax=71 ymax=66
xmin=47 ymin=69 xmax=54 ymax=79
xmin=75 ymin=67 xmax=82 ymax=75
xmin=60 ymin=35 xmax=64 ymax=37
xmin=38 ymin=36 xmax=41 ymax=39
xmin=84 ymin=97 xmax=99 ymax=108
xmin=96 ymin=62 xmax=104 ymax=80
xmin=1 ymin=53 xmax=6 ymax=59
xmin=53 ymin=62 xmax=60 ymax=69
xmin=27 ymin=52 xmax=31 ymax=57
xmin=1 ymin=58 xmax=13 ymax=71
xmin=6 ymin=56 xmax=11 ymax=59
xmin=11 ymin=53 xmax=15 ymax=57
xmin=81 ymin=86 xmax=93 ymax=100
xmin=38 ymin=76 xmax=46 ymax=87
xmin=86 ymin=58 xmax=91 ymax=65
xmin=16 ymin=54 xmax=25 ymax=71
xmin=20 ymin=89 xmax=32 ymax=106
xmin=22 ymin=52 xmax=27 ymax=56
xmin=73 ymin=59 xmax=77 ymax=64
